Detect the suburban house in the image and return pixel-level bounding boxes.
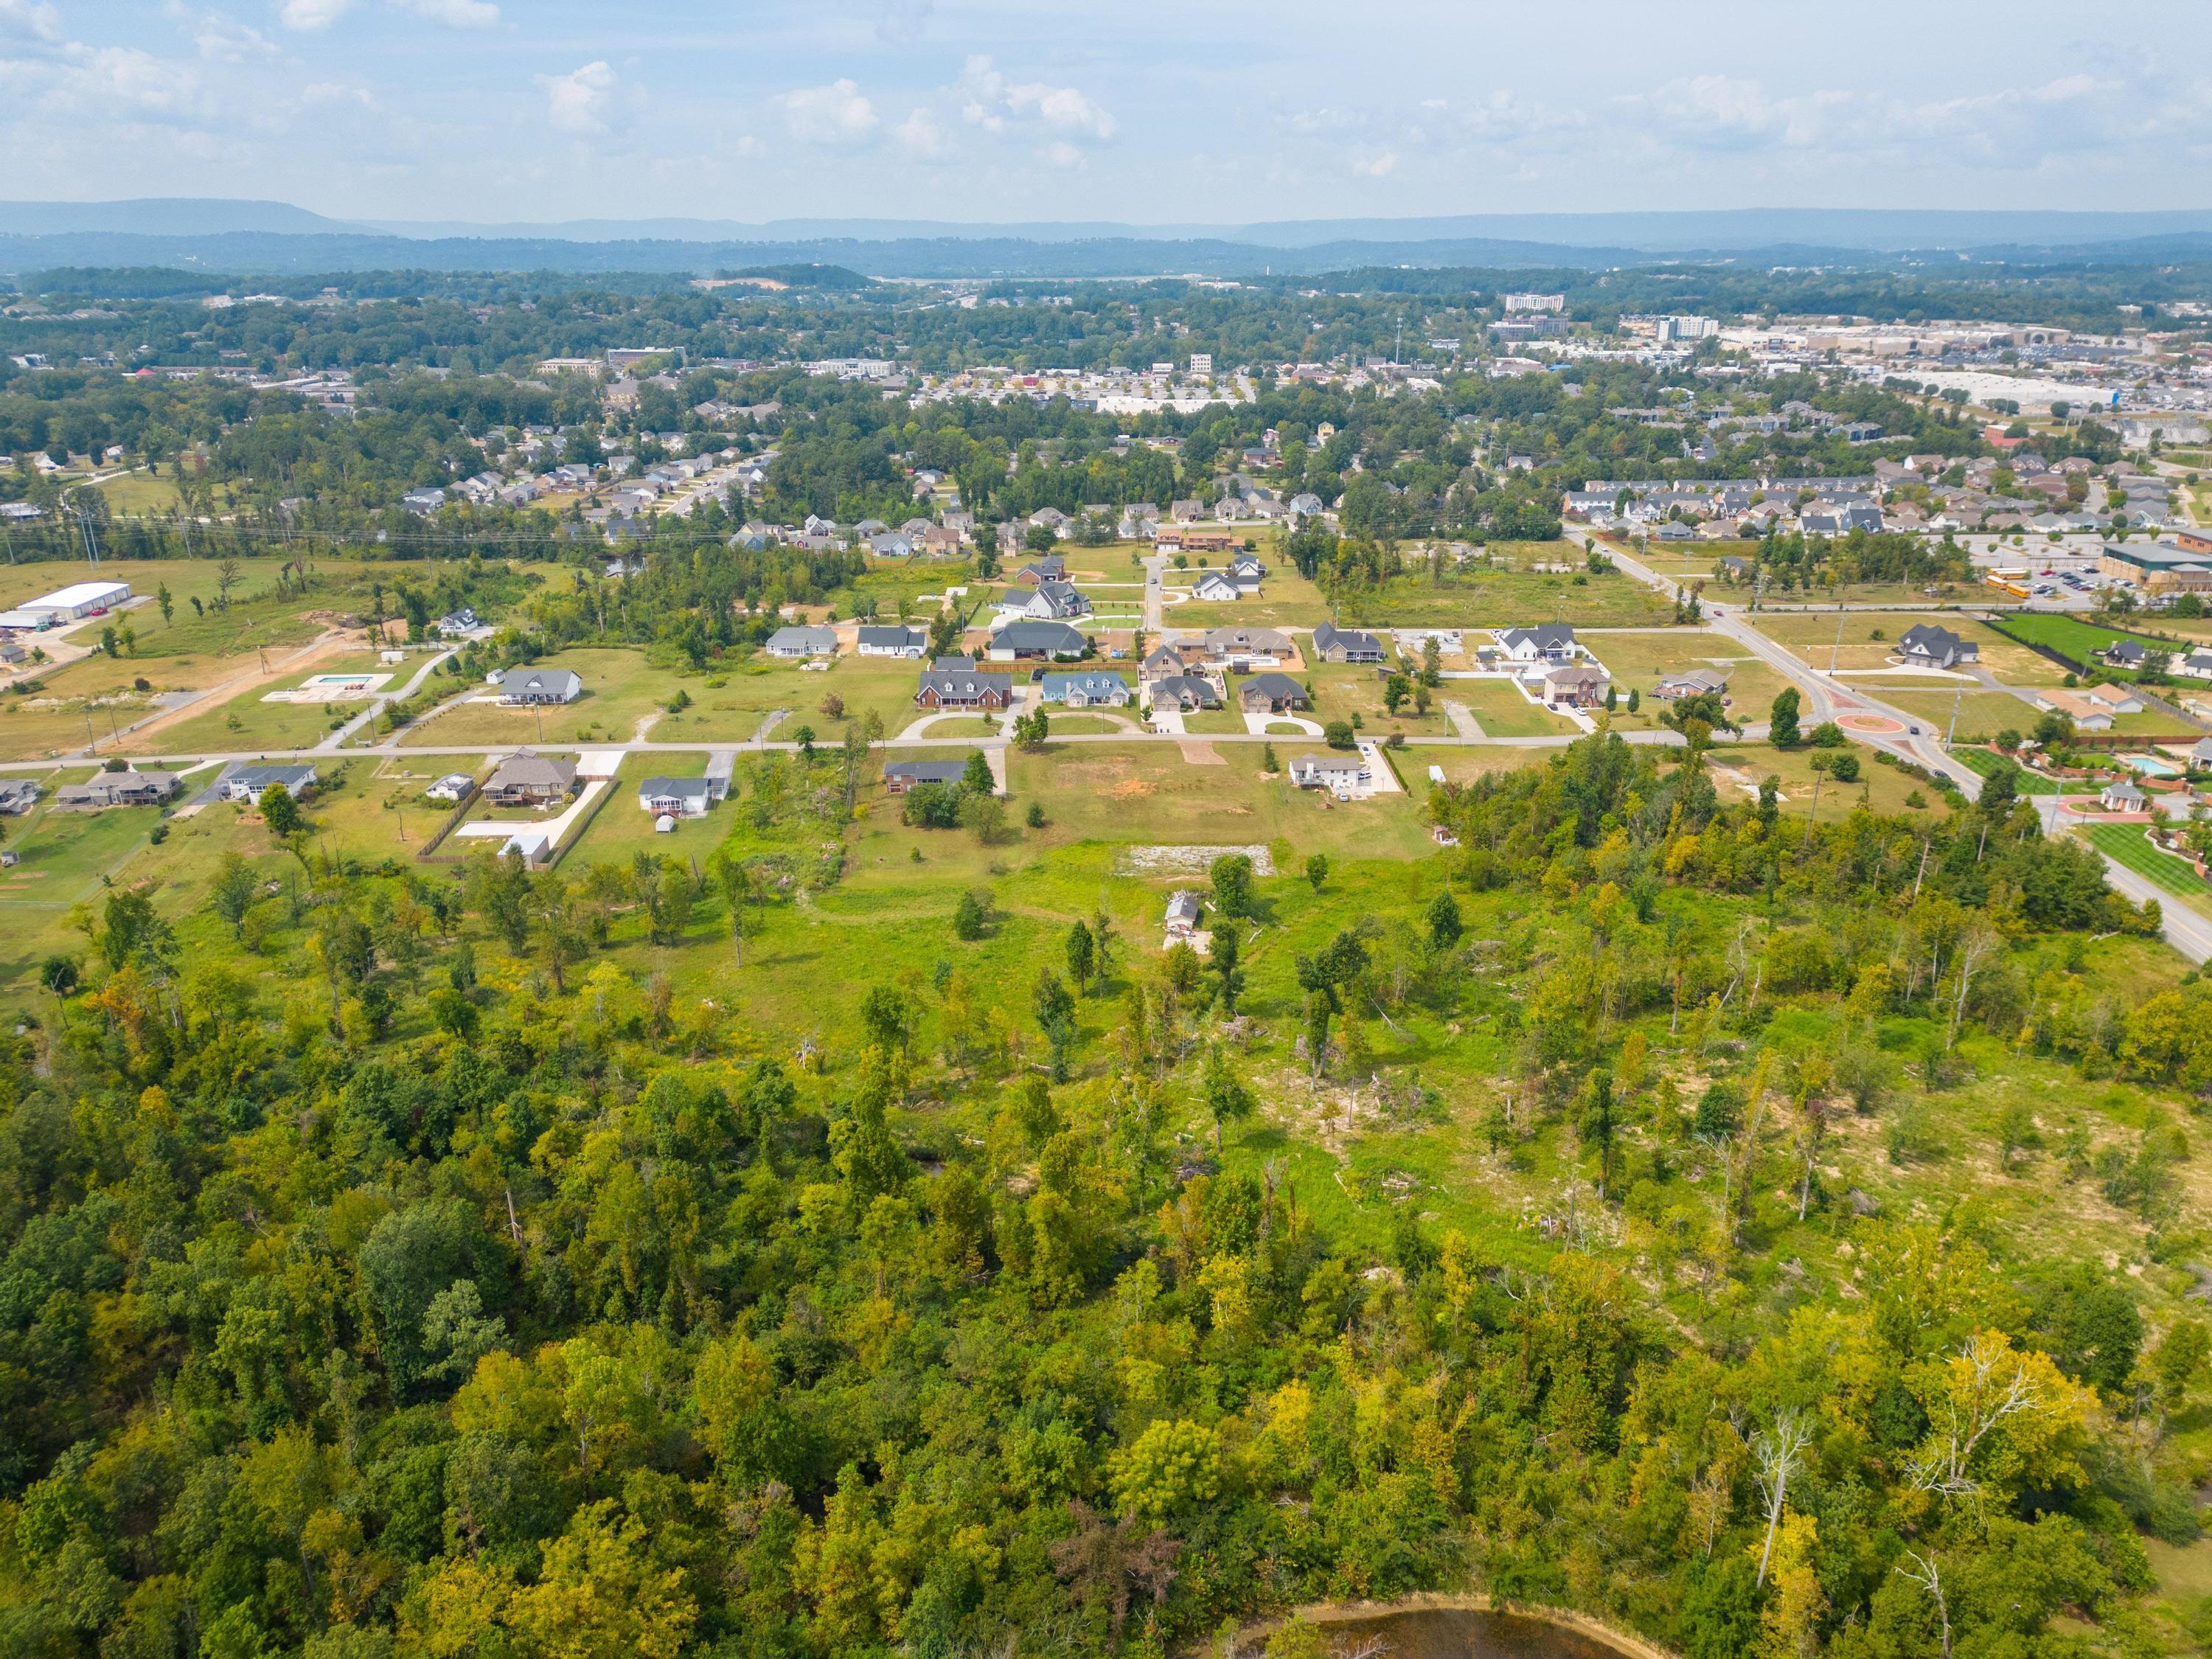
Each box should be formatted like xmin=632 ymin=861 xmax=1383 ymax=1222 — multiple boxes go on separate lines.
xmin=1897 ymin=624 xmax=1980 ymax=671
xmin=1311 ymin=622 xmax=1387 ymax=664
xmin=639 ymin=776 xmax=714 ymax=818
xmin=425 ymin=773 xmax=476 ymax=804
xmin=1140 ymin=644 xmax=1192 ymax=686
xmin=997 ymin=580 xmax=1092 ymax=622
xmin=987 ymin=621 xmax=1088 ymax=662
xmin=1164 ymin=890 xmax=1205 ymax=936
xmin=2084 ymin=682 xmax=2145 ymax=715
xmin=1039 ymin=670 xmax=1133 ymax=707
xmin=915 ymin=666 xmax=1013 ymax=709
xmin=1543 ymin=664 xmax=1611 ymax=709
xmin=855 ymin=625 xmax=928 ymax=658
xmin=497 ymin=667 xmax=584 ymax=705
xmin=1496 ymin=624 xmax=1581 ymax=663
xmin=0 ymin=778 xmax=38 ymax=814
xmin=1203 ymin=627 xmax=1294 ymax=669
xmin=2100 ymin=639 xmax=2147 ymax=669
xmin=435 ymin=608 xmax=481 ymax=638
xmin=1192 ymin=571 xmax=1242 ymax=602
xmin=55 ymin=771 xmax=180 ymax=810
xmin=484 ymin=751 xmax=579 ymax=807
xmin=225 ymin=763 xmax=319 ymax=804
xmin=2101 ymin=779 xmax=2146 ymax=813
xmin=1015 ymin=556 xmax=1068 ymax=583
xmin=2032 ymin=689 xmax=2113 ymax=731
xmin=1653 ymin=668 xmax=1728 ymax=700
xmin=1238 ymin=672 xmax=1310 ymax=714
xmin=1290 ymin=754 xmax=1371 ymax=793
xmin=764 ymin=625 xmax=838 ymax=659
xmin=1229 ymin=554 xmax=1267 ymax=589
xmin=883 ymin=759 xmax=972 ymax=795
xmin=1148 ymin=675 xmax=1223 ymax=712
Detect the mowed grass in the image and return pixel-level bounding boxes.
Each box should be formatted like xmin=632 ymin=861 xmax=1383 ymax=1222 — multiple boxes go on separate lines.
xmin=1448 ymin=680 xmax=1581 ymax=737
xmin=2082 ymin=822 xmax=2210 ymax=898
xmin=1298 ymin=664 xmax=1452 ymax=739
xmin=1167 ymin=566 xmax=1329 ymax=631
xmin=1989 ymin=611 xmax=2187 ymax=673
xmin=401 ymin=648 xmax=677 ymax=748
xmin=1747 ymin=611 xmax=2059 ymax=683
xmin=1580 ymin=630 xmax=1792 ymax=728
xmin=1878 ymin=690 xmax=2053 ymax=743
xmin=1954 ymin=746 xmax=2062 ymax=793
xmin=563 ymin=754 xmax=726 ymax=870
xmin=0 ymin=787 xmax=178 ymax=986
xmin=1341 ymin=568 xmax=1674 ymax=629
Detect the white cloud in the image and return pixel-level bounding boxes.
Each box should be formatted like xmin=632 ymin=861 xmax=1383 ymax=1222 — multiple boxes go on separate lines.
xmin=301 ymin=78 xmax=378 ymax=109
xmin=958 ymin=55 xmax=1114 ymax=141
xmin=893 ymin=105 xmax=947 ymax=159
xmin=777 ymin=77 xmax=877 ymax=146
xmin=1042 ymin=139 xmax=1083 ymax=168
xmin=164 ymin=4 xmax=279 ymax=61
xmin=539 ymin=60 xmax=613 ymax=134
xmin=0 ymin=0 xmax=61 ymax=47
xmin=276 ymin=0 xmax=353 ymax=27
xmin=391 ymin=0 xmax=497 ymax=26
xmin=1352 ymin=148 xmax=1398 ymax=178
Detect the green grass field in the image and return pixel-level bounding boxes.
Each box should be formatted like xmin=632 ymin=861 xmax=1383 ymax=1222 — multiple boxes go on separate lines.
xmin=1340 ymin=568 xmax=1675 ymax=630
xmin=1749 ymin=611 xmax=2059 ymax=683
xmin=1448 ymin=680 xmax=1582 ymax=737
xmin=1954 ymin=745 xmax=2062 ymax=793
xmin=2082 ymin=821 xmax=2211 ymax=898
xmin=1989 ymin=611 xmax=2191 ymax=675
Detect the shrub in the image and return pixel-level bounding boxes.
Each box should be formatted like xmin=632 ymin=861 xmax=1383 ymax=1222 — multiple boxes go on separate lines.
xmin=1323 ymin=720 xmax=1356 ymax=749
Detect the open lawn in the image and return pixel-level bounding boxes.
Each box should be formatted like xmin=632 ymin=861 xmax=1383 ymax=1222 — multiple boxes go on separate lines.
xmin=90 ymin=468 xmax=187 ymax=515
xmin=1166 ymin=566 xmax=1329 ymax=631
xmin=1988 ymin=611 xmax=2188 ymax=675
xmin=1340 ymin=568 xmax=1675 ymax=629
xmin=1416 ymin=748 xmax=1559 ymax=788
xmin=1296 ymin=663 xmax=1450 ymax=738
xmin=2081 ymin=822 xmax=2212 ymax=902
xmin=1581 ymin=629 xmax=1792 ymax=726
xmin=1954 ymin=745 xmax=2062 ymax=793
xmin=563 ymin=754 xmax=726 ymax=870
xmin=1448 ymin=679 xmax=1582 ymax=737
xmin=689 ymin=655 xmax=925 ymax=745
xmin=1878 ymin=689 xmax=2053 ymax=743
xmin=400 ymin=647 xmax=679 ymax=748
xmin=1747 ymin=611 xmax=2059 ymax=683
xmin=0 ymin=785 xmax=175 ymax=987
xmin=995 ymin=741 xmax=1436 ymax=865
xmin=905 ymin=717 xmax=1001 ymax=739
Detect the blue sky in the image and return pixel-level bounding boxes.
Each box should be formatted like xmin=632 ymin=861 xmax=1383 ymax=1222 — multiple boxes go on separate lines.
xmin=0 ymin=0 xmax=2205 ymax=225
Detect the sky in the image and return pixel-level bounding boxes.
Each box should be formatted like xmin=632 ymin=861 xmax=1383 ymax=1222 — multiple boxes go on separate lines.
xmin=0 ymin=0 xmax=2206 ymax=227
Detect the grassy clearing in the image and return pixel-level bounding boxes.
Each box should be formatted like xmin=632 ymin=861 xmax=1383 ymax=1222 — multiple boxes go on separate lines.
xmin=400 ymin=647 xmax=676 ymax=748
xmin=89 ymin=468 xmax=187 ymax=515
xmin=1748 ymin=611 xmax=2059 ymax=683
xmin=1989 ymin=611 xmax=2190 ymax=674
xmin=1166 ymin=566 xmax=1330 ymax=631
xmin=1297 ymin=663 xmax=1452 ymax=740
xmin=1448 ymin=680 xmax=1581 ymax=737
xmin=1708 ymin=743 xmax=1952 ymax=822
xmin=563 ymin=754 xmax=728 ymax=869
xmin=1582 ymin=630 xmax=1792 ymax=726
xmin=1954 ymin=745 xmax=2062 ymax=793
xmin=1342 ymin=568 xmax=1675 ymax=629
xmin=142 ymin=652 xmax=398 ymax=754
xmin=1878 ymin=689 xmax=2051 ymax=743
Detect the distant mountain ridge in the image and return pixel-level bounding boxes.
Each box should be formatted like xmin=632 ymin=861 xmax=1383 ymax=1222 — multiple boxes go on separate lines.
xmin=1 ymin=201 xmax=2210 ymax=279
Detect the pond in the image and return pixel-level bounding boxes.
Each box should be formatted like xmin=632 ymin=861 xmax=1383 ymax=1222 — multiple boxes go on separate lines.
xmin=1293 ymin=1607 xmax=1658 ymax=1659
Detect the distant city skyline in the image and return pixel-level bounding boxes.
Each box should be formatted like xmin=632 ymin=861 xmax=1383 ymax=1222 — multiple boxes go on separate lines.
xmin=0 ymin=0 xmax=2204 ymax=225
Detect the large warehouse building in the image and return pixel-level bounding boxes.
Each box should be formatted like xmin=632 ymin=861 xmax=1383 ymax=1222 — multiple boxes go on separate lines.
xmin=0 ymin=580 xmax=133 ymax=630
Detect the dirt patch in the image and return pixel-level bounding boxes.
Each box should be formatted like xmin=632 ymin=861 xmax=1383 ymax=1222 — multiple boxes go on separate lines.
xmin=1178 ymin=741 xmax=1226 ymax=764
xmin=1105 ymin=778 xmax=1157 ymax=800
xmin=1114 ymin=844 xmax=1277 ymax=877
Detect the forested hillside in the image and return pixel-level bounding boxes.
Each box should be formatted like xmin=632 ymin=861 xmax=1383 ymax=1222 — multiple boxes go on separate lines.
xmin=0 ymin=728 xmax=2208 ymax=1658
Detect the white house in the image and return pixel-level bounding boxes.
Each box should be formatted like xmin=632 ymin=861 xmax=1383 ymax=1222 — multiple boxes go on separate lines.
xmin=639 ymin=776 xmax=713 ymax=817
xmin=855 ymin=625 xmax=928 ymax=658
xmin=764 ymin=625 xmax=838 ymax=659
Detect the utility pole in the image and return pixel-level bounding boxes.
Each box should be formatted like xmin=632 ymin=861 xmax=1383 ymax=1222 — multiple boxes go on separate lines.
xmin=1830 ymin=611 xmax=1846 ymax=674
xmin=1945 ymin=681 xmax=1964 ymax=752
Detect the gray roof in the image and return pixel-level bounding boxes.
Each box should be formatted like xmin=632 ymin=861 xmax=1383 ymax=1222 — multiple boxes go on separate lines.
xmin=504 ymin=667 xmax=582 ymax=697
xmin=765 ymin=625 xmax=837 ymax=653
xmin=1313 ymin=622 xmax=1385 ymax=656
xmin=995 ymin=620 xmax=1088 ymax=653
xmin=1040 ymin=670 xmax=1130 ymax=700
xmin=1240 ymin=671 xmax=1307 ymax=703
xmin=917 ymin=667 xmax=1012 ymax=699
xmin=232 ymin=763 xmax=318 ymax=789
xmin=640 ymin=776 xmax=712 ymax=800
xmin=1499 ymin=624 xmax=1577 ymax=653
xmin=487 ymin=751 xmax=577 ymax=791
xmin=1150 ymin=675 xmax=1222 ymax=709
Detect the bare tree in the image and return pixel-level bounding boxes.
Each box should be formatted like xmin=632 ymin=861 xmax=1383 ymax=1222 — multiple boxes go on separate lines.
xmin=1752 ymin=1408 xmax=1811 ymax=1587
xmin=1909 ymin=1331 xmax=2042 ymax=1497
xmin=1895 ymin=1548 xmax=1952 ymax=1659
xmin=1947 ymin=918 xmax=2000 ymax=1051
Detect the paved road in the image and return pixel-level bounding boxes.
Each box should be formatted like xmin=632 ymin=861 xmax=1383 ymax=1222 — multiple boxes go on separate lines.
xmin=319 ymin=648 xmax=459 ymax=749
xmin=1594 ymin=535 xmax=2212 ymax=964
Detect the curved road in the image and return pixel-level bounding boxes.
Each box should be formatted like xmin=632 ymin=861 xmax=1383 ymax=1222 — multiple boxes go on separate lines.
xmin=1589 ymin=535 xmax=2210 ymax=964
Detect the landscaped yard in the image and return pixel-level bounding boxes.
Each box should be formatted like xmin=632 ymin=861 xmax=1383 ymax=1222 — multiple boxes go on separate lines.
xmin=1952 ymin=745 xmax=2062 ymax=793
xmin=400 ymin=647 xmax=680 ymax=748
xmin=2082 ymin=821 xmax=2211 ymax=901
xmin=1877 ymin=689 xmax=2054 ymax=743
xmin=563 ymin=754 xmax=726 ymax=869
xmin=1579 ymin=629 xmax=1792 ymax=727
xmin=1447 ymin=679 xmax=1582 ymax=737
xmin=1166 ymin=566 xmax=1330 ymax=631
xmin=1987 ymin=611 xmax=2193 ymax=675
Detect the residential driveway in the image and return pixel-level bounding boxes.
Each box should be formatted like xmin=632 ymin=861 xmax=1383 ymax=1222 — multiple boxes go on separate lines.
xmin=1244 ymin=712 xmax=1324 ymax=737
xmin=1443 ymin=700 xmax=1484 ymax=738
xmin=1146 ymin=706 xmax=1188 ymax=734
xmin=1355 ymin=739 xmax=1405 ymax=793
